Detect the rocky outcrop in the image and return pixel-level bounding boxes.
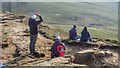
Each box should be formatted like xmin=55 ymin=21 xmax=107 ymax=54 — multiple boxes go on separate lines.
xmin=74 ymin=49 xmax=118 ymax=66
xmin=31 ymin=56 xmax=87 ymax=66
xmin=74 ymin=50 xmax=95 ymax=65
xmin=0 ymin=11 xmax=119 ymax=67
xmin=1 ymin=12 xmax=54 ymax=66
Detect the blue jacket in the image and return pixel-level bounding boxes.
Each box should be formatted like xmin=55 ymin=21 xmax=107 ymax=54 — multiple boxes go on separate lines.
xmin=69 ymin=28 xmax=77 ymax=40
xmin=80 ymin=29 xmax=90 ymax=42
xmin=28 ymin=16 xmax=43 ymax=35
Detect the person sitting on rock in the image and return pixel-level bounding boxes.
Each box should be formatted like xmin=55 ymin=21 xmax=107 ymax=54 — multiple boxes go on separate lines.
xmin=28 ymin=13 xmax=44 ymax=56
xmin=69 ymin=25 xmax=80 ymax=40
xmin=80 ymin=27 xmax=92 ymax=42
xmin=51 ymin=36 xmax=66 ymax=58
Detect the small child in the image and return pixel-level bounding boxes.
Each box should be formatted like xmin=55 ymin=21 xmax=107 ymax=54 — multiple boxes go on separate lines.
xmin=51 ymin=36 xmax=66 ymax=58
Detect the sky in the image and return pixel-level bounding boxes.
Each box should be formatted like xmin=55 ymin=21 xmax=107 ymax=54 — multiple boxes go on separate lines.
xmin=1 ymin=0 xmax=120 ymax=2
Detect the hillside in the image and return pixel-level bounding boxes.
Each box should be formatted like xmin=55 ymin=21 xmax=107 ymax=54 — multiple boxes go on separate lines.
xmin=3 ymin=2 xmax=118 ymax=28
xmin=2 ymin=2 xmax=118 ymax=40
xmin=0 ymin=12 xmax=120 ymax=67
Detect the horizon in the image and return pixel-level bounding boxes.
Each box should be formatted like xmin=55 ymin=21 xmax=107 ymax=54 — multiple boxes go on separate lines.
xmin=1 ymin=0 xmax=120 ymax=2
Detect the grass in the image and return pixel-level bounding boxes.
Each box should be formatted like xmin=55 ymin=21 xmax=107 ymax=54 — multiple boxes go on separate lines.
xmin=39 ymin=23 xmax=68 ymax=40
xmin=11 ymin=2 xmax=118 ymax=28
xmin=8 ymin=2 xmax=118 ymax=43
xmin=39 ymin=23 xmax=119 ymax=44
xmin=48 ymin=24 xmax=118 ymax=41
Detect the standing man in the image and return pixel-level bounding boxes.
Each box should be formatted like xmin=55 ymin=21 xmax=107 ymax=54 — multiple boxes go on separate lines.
xmin=28 ymin=13 xmax=43 ymax=55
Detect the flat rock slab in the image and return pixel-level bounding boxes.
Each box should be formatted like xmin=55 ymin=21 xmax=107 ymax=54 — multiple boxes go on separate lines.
xmin=74 ymin=49 xmax=95 ymax=64
xmin=35 ymin=57 xmax=87 ymax=66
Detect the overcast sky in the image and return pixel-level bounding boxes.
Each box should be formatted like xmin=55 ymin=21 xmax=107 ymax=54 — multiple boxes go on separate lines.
xmin=1 ymin=0 xmax=120 ymax=2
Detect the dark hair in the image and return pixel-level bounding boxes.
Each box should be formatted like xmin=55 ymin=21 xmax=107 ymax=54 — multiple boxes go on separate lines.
xmin=84 ymin=27 xmax=87 ymax=31
xmin=73 ymin=25 xmax=76 ymax=28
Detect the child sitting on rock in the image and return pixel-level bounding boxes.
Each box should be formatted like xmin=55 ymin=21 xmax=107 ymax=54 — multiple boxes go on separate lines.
xmin=51 ymin=36 xmax=66 ymax=58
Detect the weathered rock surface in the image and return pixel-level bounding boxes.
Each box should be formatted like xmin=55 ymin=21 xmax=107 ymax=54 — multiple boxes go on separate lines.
xmin=0 ymin=11 xmax=119 ymax=67
xmin=74 ymin=49 xmax=118 ymax=66
xmin=74 ymin=50 xmax=95 ymax=64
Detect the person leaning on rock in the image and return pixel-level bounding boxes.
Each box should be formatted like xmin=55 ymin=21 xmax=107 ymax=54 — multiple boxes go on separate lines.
xmin=28 ymin=13 xmax=44 ymax=57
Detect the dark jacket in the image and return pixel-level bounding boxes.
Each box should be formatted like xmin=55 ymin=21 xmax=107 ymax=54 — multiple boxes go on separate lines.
xmin=69 ymin=28 xmax=77 ymax=40
xmin=28 ymin=16 xmax=43 ymax=35
xmin=80 ymin=29 xmax=90 ymax=42
xmin=51 ymin=40 xmax=66 ymax=55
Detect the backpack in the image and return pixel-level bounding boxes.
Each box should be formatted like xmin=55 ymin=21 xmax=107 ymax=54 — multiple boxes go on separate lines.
xmin=56 ymin=45 xmax=65 ymax=56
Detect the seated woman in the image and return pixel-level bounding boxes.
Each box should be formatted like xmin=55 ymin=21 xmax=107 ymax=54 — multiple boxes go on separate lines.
xmin=69 ymin=25 xmax=80 ymax=40
xmin=80 ymin=27 xmax=92 ymax=42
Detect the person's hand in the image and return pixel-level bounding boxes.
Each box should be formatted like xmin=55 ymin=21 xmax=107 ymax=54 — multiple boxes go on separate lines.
xmin=35 ymin=13 xmax=40 ymax=16
xmin=36 ymin=10 xmax=40 ymax=16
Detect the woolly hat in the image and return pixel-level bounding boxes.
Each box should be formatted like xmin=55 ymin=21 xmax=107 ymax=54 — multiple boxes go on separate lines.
xmin=31 ymin=15 xmax=37 ymax=19
xmin=55 ymin=36 xmax=61 ymax=40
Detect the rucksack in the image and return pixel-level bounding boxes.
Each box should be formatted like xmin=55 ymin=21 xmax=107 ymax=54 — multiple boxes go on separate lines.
xmin=56 ymin=45 xmax=65 ymax=56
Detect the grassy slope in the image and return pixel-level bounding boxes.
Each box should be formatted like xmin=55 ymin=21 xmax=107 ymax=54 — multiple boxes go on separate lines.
xmin=48 ymin=24 xmax=118 ymax=41
xmin=10 ymin=2 xmax=118 ymax=41
xmin=11 ymin=2 xmax=118 ymax=27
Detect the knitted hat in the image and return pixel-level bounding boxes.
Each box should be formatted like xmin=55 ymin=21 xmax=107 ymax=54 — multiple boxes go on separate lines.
xmin=55 ymin=36 xmax=61 ymax=40
xmin=31 ymin=15 xmax=37 ymax=19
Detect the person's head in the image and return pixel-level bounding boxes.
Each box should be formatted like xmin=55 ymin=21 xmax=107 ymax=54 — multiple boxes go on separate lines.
xmin=55 ymin=36 xmax=61 ymax=41
xmin=31 ymin=15 xmax=37 ymax=19
xmin=84 ymin=27 xmax=87 ymax=31
xmin=73 ymin=25 xmax=76 ymax=29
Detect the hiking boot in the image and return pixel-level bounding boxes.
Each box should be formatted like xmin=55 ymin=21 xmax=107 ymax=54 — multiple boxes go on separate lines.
xmin=33 ymin=52 xmax=39 ymax=55
xmin=33 ymin=52 xmax=45 ymax=58
xmin=29 ymin=52 xmax=33 ymax=55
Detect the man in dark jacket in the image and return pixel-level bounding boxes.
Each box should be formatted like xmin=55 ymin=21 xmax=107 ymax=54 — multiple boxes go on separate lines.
xmin=69 ymin=25 xmax=78 ymax=40
xmin=28 ymin=14 xmax=43 ymax=55
xmin=51 ymin=36 xmax=66 ymax=58
xmin=80 ymin=27 xmax=92 ymax=42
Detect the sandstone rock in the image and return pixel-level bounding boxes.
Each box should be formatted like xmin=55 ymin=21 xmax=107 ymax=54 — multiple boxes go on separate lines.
xmin=63 ymin=55 xmax=74 ymax=63
xmin=1 ymin=12 xmax=119 ymax=67
xmin=74 ymin=49 xmax=95 ymax=64
xmin=1 ymin=43 xmax=9 ymax=49
xmin=0 ymin=21 xmax=7 ymax=24
xmin=38 ymin=57 xmax=71 ymax=66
